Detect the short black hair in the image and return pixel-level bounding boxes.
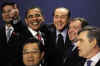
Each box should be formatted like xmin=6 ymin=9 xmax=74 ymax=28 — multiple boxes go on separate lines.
xmin=1 ymin=2 xmax=15 ymax=13
xmin=78 ymin=26 xmax=100 ymax=48
xmin=23 ymin=37 xmax=45 ymax=53
xmin=69 ymin=17 xmax=88 ymax=28
xmin=25 ymin=6 xmax=43 ymax=18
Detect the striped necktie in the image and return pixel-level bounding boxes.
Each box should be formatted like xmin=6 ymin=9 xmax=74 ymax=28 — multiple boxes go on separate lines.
xmin=87 ymin=60 xmax=92 ymax=66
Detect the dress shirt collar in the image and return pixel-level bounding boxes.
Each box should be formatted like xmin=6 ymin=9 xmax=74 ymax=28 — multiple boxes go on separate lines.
xmin=28 ymin=27 xmax=37 ymax=37
xmin=56 ymin=28 xmax=67 ymax=43
xmin=85 ymin=52 xmax=100 ymax=66
xmin=88 ymin=52 xmax=100 ymax=63
xmin=5 ymin=25 xmax=14 ymax=31
xmin=28 ymin=27 xmax=44 ymax=44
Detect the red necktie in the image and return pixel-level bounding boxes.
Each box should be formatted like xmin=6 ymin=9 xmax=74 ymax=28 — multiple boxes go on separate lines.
xmin=37 ymin=33 xmax=41 ymax=40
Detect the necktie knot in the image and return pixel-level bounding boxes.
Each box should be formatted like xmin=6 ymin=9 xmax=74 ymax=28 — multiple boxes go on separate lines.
xmin=87 ymin=60 xmax=92 ymax=66
xmin=37 ymin=32 xmax=41 ymax=40
xmin=58 ymin=34 xmax=63 ymax=38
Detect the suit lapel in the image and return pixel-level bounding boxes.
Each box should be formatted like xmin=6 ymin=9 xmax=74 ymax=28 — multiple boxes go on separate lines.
xmin=1 ymin=26 xmax=7 ymax=47
xmin=65 ymin=30 xmax=72 ymax=49
xmin=53 ymin=29 xmax=57 ymax=47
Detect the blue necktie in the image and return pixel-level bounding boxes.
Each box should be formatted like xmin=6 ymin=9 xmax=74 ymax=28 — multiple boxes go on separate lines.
xmin=87 ymin=60 xmax=92 ymax=66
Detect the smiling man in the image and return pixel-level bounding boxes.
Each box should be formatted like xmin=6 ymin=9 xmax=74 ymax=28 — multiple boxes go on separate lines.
xmin=25 ymin=7 xmax=44 ymax=31
xmin=17 ymin=7 xmax=47 ymax=66
xmin=47 ymin=7 xmax=71 ymax=66
xmin=20 ymin=6 xmax=46 ymax=45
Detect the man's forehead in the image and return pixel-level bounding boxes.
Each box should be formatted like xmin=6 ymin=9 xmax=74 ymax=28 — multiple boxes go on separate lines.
xmin=24 ymin=43 xmax=39 ymax=49
xmin=28 ymin=8 xmax=41 ymax=13
xmin=55 ymin=8 xmax=69 ymax=15
xmin=3 ymin=5 xmax=13 ymax=10
xmin=56 ymin=8 xmax=69 ymax=12
xmin=78 ymin=31 xmax=88 ymax=38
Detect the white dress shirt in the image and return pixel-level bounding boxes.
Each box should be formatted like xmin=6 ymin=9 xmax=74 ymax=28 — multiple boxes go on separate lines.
xmin=72 ymin=42 xmax=77 ymax=51
xmin=6 ymin=25 xmax=14 ymax=41
xmin=28 ymin=27 xmax=44 ymax=45
xmin=56 ymin=28 xmax=67 ymax=44
xmin=84 ymin=52 xmax=100 ymax=66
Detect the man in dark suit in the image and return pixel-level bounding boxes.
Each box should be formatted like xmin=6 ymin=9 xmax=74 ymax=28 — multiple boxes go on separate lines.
xmin=64 ymin=17 xmax=88 ymax=66
xmin=16 ymin=7 xmax=48 ymax=66
xmin=21 ymin=6 xmax=47 ymax=48
xmin=46 ymin=7 xmax=72 ymax=66
xmin=10 ymin=38 xmax=45 ymax=66
xmin=0 ymin=2 xmax=22 ymax=66
xmin=76 ymin=26 xmax=100 ymax=66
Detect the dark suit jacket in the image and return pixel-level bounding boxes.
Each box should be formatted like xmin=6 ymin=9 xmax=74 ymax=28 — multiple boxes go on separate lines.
xmin=46 ymin=24 xmax=72 ymax=66
xmin=0 ymin=24 xmax=23 ymax=66
xmin=64 ymin=42 xmax=85 ymax=66
xmin=11 ymin=22 xmax=48 ymax=66
xmin=96 ymin=60 xmax=100 ymax=66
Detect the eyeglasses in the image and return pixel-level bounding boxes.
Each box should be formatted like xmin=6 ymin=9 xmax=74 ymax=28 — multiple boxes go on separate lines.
xmin=27 ymin=14 xmax=41 ymax=18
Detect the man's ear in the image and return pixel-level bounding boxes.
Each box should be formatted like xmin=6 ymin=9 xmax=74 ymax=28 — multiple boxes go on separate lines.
xmin=40 ymin=51 xmax=45 ymax=60
xmin=25 ymin=18 xmax=28 ymax=25
xmin=90 ymin=38 xmax=97 ymax=48
xmin=41 ymin=16 xmax=45 ymax=22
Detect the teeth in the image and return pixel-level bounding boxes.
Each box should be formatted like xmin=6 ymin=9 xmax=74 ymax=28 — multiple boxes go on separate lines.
xmin=32 ymin=22 xmax=39 ymax=25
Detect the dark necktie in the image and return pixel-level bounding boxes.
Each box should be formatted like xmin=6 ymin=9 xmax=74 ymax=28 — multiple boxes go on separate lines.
xmin=57 ymin=34 xmax=64 ymax=49
xmin=87 ymin=60 xmax=92 ymax=66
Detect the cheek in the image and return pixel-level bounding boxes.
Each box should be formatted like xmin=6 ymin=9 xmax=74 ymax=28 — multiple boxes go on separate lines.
xmin=23 ymin=55 xmax=28 ymax=63
xmin=53 ymin=19 xmax=57 ymax=24
xmin=2 ymin=14 xmax=6 ymax=19
xmin=80 ymin=44 xmax=89 ymax=55
xmin=34 ymin=55 xmax=41 ymax=63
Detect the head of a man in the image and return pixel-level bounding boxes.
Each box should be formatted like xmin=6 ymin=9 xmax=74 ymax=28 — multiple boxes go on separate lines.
xmin=77 ymin=26 xmax=100 ymax=59
xmin=68 ymin=17 xmax=88 ymax=42
xmin=53 ymin=7 xmax=71 ymax=31
xmin=25 ymin=7 xmax=44 ymax=31
xmin=1 ymin=2 xmax=19 ymax=24
xmin=23 ymin=38 xmax=45 ymax=66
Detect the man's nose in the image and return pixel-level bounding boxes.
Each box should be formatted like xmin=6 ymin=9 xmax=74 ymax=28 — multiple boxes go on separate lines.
xmin=28 ymin=52 xmax=33 ymax=56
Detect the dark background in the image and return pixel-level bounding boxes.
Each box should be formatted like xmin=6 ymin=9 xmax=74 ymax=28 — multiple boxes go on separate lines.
xmin=0 ymin=0 xmax=100 ymax=27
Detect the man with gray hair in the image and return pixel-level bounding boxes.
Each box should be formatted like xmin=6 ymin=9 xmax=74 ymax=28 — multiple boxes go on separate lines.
xmin=76 ymin=26 xmax=100 ymax=66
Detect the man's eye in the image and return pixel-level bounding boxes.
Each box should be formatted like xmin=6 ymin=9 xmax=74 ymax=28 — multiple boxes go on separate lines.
xmin=27 ymin=14 xmax=41 ymax=18
xmin=28 ymin=15 xmax=33 ymax=18
xmin=23 ymin=52 xmax=30 ymax=54
xmin=35 ymin=14 xmax=41 ymax=17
